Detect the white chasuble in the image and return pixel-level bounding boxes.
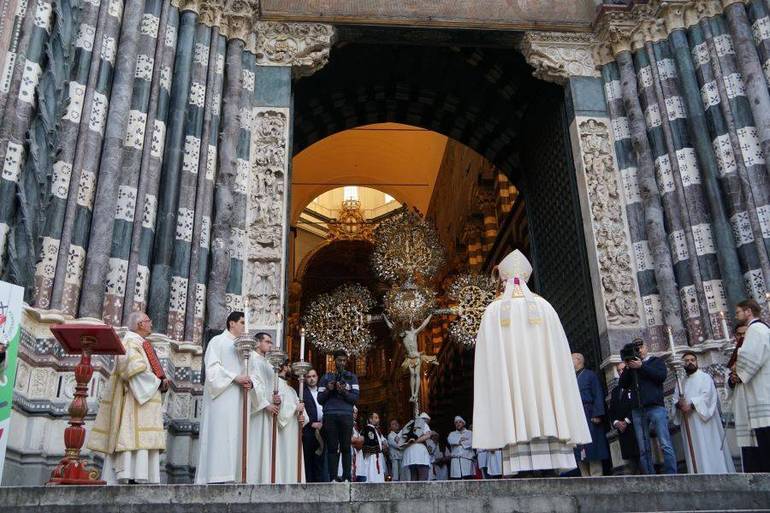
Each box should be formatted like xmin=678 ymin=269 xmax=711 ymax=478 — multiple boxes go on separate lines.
xmin=88 ymin=331 xmax=165 ymax=483
xmin=736 ymin=321 xmax=770 ymax=431
xmin=195 ymin=330 xmax=265 ymax=484
xmin=472 ymin=250 xmax=591 ymax=474
xmin=275 ymin=377 xmax=307 ymax=484
xmin=247 ymin=352 xmax=277 ymax=484
xmin=673 ymin=369 xmax=734 ymax=474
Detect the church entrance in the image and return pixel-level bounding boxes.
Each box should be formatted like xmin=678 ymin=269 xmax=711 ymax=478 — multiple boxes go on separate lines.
xmin=287 ymin=31 xmax=601 ymax=433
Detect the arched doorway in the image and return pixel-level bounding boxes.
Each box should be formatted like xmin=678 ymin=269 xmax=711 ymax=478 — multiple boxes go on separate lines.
xmin=289 ymin=37 xmax=601 ymax=431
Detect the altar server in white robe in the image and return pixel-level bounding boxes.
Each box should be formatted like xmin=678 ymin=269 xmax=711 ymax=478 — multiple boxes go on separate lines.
xmin=478 ymin=449 xmax=503 ymax=478
xmin=275 ymin=361 xmax=308 ymax=483
xmin=88 ymin=311 xmax=168 ymax=483
xmin=248 ymin=332 xmax=282 ymax=484
xmin=673 ymin=352 xmax=734 ymax=474
xmin=473 ymin=250 xmax=591 ymax=475
xmin=733 ymin=299 xmax=770 ymax=471
xmin=387 ymin=419 xmax=405 ymax=480
xmin=447 ymin=416 xmax=476 ymax=479
xmin=195 ymin=312 xmax=264 ymax=483
xmin=400 ymin=412 xmax=433 ymax=481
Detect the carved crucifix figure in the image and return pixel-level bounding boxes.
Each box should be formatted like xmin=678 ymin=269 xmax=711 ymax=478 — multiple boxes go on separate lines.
xmin=383 ymin=313 xmax=437 ymax=406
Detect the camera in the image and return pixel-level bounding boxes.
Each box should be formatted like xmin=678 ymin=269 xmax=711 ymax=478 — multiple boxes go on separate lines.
xmin=620 ymin=342 xmax=641 ymax=362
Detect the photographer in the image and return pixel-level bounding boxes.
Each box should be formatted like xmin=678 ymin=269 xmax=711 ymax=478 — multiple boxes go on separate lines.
xmin=318 ymin=349 xmax=360 ymax=482
xmin=618 ymin=338 xmax=676 ymax=474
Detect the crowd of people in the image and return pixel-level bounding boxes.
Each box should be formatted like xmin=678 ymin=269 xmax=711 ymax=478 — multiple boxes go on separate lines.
xmin=84 ymin=294 xmax=770 ymax=484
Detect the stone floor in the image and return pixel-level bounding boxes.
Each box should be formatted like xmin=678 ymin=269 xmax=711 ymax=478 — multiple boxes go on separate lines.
xmin=1 ymin=474 xmax=769 ymax=513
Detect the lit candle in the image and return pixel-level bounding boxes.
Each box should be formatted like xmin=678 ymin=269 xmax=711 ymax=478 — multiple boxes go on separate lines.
xmin=719 ymin=311 xmax=730 ymax=341
xmin=667 ymin=325 xmax=676 ymax=356
xmin=300 ymin=328 xmax=306 ymax=361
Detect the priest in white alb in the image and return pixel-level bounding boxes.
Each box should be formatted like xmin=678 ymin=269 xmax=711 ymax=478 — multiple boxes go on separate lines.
xmin=88 ymin=311 xmax=168 ymax=483
xmin=195 ymin=312 xmax=264 ymax=483
xmin=248 ymin=332 xmax=282 ymax=483
xmin=473 ymin=250 xmax=591 ymax=475
xmin=673 ymin=351 xmax=734 ymax=474
xmin=274 ymin=360 xmax=307 ymax=483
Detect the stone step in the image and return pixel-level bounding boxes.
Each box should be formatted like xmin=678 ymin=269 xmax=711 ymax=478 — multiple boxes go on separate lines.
xmin=0 ymin=474 xmax=768 ymax=513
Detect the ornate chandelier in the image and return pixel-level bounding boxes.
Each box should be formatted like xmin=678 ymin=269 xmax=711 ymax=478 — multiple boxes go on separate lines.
xmin=302 ymin=283 xmax=375 ymax=356
xmin=447 ymin=273 xmax=497 ymax=347
xmin=371 ymin=208 xmax=446 ymax=284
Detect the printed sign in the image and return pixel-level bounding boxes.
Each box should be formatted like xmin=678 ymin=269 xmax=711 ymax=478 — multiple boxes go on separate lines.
xmin=0 ymin=281 xmax=23 ymax=482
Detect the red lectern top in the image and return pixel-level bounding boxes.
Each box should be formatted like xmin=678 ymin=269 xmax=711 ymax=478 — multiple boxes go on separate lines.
xmin=50 ymin=323 xmax=125 ymax=355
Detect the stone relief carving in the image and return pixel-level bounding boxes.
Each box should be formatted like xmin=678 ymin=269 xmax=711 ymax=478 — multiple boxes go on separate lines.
xmin=579 ymin=119 xmax=641 ymax=327
xmin=520 ymin=32 xmax=599 ymax=84
xmin=253 ymin=22 xmax=336 ymax=76
xmin=245 ymin=108 xmax=289 ymax=329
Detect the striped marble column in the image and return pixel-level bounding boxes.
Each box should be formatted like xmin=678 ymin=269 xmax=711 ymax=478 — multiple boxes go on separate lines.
xmin=205 ymin=37 xmax=243 ymax=332
xmin=666 ymin=21 xmax=745 ymax=311
xmin=0 ymin=0 xmax=53 ymax=275
xmin=166 ymin=21 xmax=211 ymax=340
xmin=147 ymin=8 xmax=195 ymax=332
xmin=78 ymin=0 xmax=146 ymax=318
xmin=635 ymin=41 xmax=711 ymax=342
xmin=101 ymin=0 xmax=163 ymax=325
xmin=185 ymin=32 xmax=224 ymax=344
xmin=224 ymin=49 xmax=254 ymax=317
xmin=0 ymin=0 xmax=29 ymax=116
xmin=124 ymin=4 xmax=178 ymax=317
xmin=50 ymin=0 xmax=124 ymax=314
xmin=4 ymin=0 xmax=78 ymax=295
xmin=602 ymin=61 xmax=668 ymax=338
xmin=689 ymin=16 xmax=770 ymax=309
xmin=33 ymin=0 xmax=103 ymax=309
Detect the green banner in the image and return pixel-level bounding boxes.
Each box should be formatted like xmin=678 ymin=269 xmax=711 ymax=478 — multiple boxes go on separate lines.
xmin=0 ymin=280 xmax=24 ymax=482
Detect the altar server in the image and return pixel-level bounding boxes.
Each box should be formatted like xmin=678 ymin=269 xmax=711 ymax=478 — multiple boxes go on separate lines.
xmin=673 ymin=351 xmax=734 ymax=474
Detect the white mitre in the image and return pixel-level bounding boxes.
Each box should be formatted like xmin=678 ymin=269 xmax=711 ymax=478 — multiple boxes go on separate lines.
xmin=495 ymin=249 xmax=542 ymax=323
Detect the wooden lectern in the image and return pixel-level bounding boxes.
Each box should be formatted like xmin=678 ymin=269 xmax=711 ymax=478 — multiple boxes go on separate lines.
xmin=47 ymin=323 xmax=124 ymax=485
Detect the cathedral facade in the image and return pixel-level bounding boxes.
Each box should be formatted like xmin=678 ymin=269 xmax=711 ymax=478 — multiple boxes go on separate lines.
xmin=1 ymin=0 xmax=769 ymax=483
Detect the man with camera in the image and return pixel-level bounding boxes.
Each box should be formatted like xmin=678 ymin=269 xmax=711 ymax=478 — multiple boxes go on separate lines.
xmin=619 ymin=338 xmax=676 ymax=474
xmin=318 ymin=349 xmax=360 ymax=481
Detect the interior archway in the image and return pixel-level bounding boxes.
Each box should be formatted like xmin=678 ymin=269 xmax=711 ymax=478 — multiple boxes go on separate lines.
xmin=289 ymin=38 xmax=601 ymax=432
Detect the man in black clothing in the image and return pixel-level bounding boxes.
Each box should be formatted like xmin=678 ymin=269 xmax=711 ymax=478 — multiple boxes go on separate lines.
xmin=608 ymin=361 xmax=639 ymax=474
xmin=302 ymin=368 xmax=328 ymax=482
xmin=619 ymin=338 xmax=676 ymax=474
xmin=318 ymin=350 xmax=360 ymax=482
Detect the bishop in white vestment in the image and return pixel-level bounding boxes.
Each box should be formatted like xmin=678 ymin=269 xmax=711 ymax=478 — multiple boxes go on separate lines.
xmin=248 ymin=333 xmax=282 ymax=484
xmin=275 ymin=363 xmax=307 ymax=484
xmin=88 ymin=312 xmax=167 ymax=483
xmin=195 ymin=313 xmax=265 ymax=483
xmin=473 ymin=250 xmax=591 ymax=475
xmin=673 ymin=352 xmax=734 ymax=474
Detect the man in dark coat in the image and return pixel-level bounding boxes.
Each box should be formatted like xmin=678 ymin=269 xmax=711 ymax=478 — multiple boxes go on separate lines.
xmin=572 ymin=353 xmax=610 ymax=476
xmin=302 ymin=368 xmax=328 ymax=482
xmin=608 ymin=362 xmax=640 ymax=474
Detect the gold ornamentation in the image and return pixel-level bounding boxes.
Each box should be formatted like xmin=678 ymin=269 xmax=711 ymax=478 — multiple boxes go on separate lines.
xmin=371 ymin=207 xmax=446 ymax=284
xmin=383 ymin=280 xmax=436 ymax=329
xmin=302 ymin=283 xmax=375 ymax=357
xmin=327 ymin=199 xmax=374 ymax=242
xmin=447 ymin=273 xmax=496 ymax=347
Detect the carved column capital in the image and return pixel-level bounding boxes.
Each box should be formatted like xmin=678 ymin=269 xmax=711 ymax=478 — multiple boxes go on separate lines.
xmin=595 ymin=10 xmax=639 ymax=57
xmin=220 ymin=0 xmax=259 ymax=43
xmin=252 ymin=22 xmax=336 ymax=76
xmin=520 ymin=32 xmax=599 ymax=85
xmin=198 ymin=0 xmax=225 ymax=27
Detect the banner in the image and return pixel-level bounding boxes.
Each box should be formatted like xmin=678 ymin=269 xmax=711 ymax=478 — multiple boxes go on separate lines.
xmin=0 ymin=281 xmax=23 ymax=483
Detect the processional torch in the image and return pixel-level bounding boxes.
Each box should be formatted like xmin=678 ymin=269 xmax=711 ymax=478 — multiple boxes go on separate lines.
xmin=235 ymin=334 xmax=257 ymax=483
xmin=667 ymin=326 xmax=698 ymax=474
xmin=267 ymin=341 xmax=287 ymax=484
xmin=291 ymin=328 xmax=312 ymax=483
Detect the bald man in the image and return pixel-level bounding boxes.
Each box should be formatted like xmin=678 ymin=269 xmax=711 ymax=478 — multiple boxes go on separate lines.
xmin=572 ymin=353 xmax=609 ymax=476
